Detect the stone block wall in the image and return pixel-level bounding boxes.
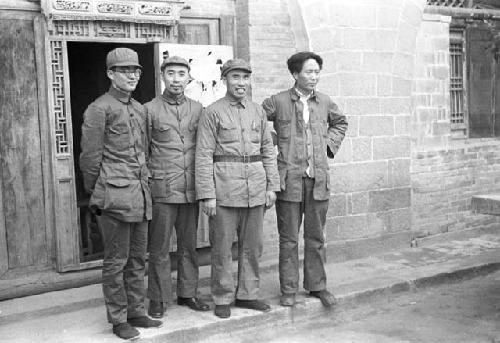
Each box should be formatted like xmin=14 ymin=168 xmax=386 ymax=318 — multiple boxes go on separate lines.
xmin=412 ymin=14 xmax=452 ymax=149
xmin=294 ymin=0 xmax=427 ymax=242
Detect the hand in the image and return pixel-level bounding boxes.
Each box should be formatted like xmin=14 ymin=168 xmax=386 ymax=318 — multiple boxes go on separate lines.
xmin=265 ymin=191 xmax=276 ymax=210
xmin=202 ymin=198 xmax=216 ymax=217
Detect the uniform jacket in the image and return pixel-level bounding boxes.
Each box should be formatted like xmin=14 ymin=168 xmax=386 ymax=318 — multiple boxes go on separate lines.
xmin=79 ymin=86 xmax=152 ymax=222
xmin=195 ymin=96 xmax=280 ymax=207
xmin=262 ymin=88 xmax=347 ymax=202
xmin=145 ymin=92 xmax=203 ymax=203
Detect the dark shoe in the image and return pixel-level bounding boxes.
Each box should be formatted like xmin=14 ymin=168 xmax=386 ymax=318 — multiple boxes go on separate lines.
xmin=214 ymin=304 xmax=231 ymax=318
xmin=127 ymin=316 xmax=163 ymax=328
xmin=112 ymin=323 xmax=140 ymax=340
xmin=234 ymin=299 xmax=271 ymax=312
xmin=177 ymin=297 xmax=210 ymax=311
xmin=309 ymin=290 xmax=336 ymax=307
xmin=280 ymin=293 xmax=296 ymax=307
xmin=148 ymin=300 xmax=165 ymax=319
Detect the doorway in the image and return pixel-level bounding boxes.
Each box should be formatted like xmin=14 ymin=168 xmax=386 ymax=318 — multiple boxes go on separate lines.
xmin=67 ymin=42 xmax=156 ymax=261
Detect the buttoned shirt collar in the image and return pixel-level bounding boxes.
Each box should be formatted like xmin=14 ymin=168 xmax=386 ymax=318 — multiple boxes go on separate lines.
xmin=290 ymin=87 xmax=318 ymax=103
xmin=162 ymin=89 xmax=186 ymax=105
xmin=108 ymin=86 xmax=132 ymax=103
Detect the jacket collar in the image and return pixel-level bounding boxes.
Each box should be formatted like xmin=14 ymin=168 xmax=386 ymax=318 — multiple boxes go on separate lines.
xmin=162 ymin=89 xmax=186 ymax=105
xmin=108 ymin=86 xmax=132 ymax=104
xmin=290 ymin=87 xmax=318 ymax=103
xmin=225 ymin=94 xmax=247 ymax=108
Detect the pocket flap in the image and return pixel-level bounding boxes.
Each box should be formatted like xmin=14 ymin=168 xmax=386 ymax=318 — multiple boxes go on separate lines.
xmin=106 ymin=179 xmax=131 ymax=187
xmin=151 ymin=170 xmax=166 ymax=179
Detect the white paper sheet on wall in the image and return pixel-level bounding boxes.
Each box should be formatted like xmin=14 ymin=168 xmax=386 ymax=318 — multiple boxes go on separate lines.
xmin=157 ymin=43 xmax=233 ymax=107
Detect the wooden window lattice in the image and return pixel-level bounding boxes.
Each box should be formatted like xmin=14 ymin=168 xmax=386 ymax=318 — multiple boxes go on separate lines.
xmin=50 ymin=40 xmax=69 ymax=155
xmin=450 ymin=38 xmax=465 ymax=126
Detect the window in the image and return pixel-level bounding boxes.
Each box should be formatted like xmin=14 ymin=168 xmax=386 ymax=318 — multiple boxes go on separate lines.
xmin=449 ymin=22 xmax=500 ymax=138
xmin=449 ymin=29 xmax=466 ymax=133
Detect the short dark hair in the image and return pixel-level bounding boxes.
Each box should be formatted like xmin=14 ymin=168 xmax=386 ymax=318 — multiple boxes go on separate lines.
xmin=287 ymin=51 xmax=323 ymax=74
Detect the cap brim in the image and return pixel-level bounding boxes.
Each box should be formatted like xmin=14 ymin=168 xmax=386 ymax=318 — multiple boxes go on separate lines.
xmin=161 ymin=62 xmax=190 ymax=70
xmin=222 ymin=67 xmax=252 ymax=76
xmin=108 ymin=62 xmax=142 ymax=69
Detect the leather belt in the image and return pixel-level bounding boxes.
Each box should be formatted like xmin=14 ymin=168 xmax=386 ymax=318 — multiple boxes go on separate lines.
xmin=213 ymin=155 xmax=262 ymax=163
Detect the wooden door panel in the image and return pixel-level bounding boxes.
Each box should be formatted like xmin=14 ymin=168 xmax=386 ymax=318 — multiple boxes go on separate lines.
xmin=0 ymin=18 xmax=48 ymax=270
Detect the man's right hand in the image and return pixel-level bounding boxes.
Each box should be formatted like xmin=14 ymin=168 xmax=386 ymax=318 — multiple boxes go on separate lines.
xmin=202 ymin=198 xmax=216 ymax=217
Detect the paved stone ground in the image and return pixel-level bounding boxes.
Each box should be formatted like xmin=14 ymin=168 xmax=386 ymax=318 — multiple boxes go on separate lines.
xmin=0 ymin=232 xmax=499 ymax=342
xmin=203 ymin=269 xmax=500 ymax=343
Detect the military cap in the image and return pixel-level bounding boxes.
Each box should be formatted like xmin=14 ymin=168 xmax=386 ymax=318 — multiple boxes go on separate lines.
xmin=221 ymin=58 xmax=252 ymax=77
xmin=106 ymin=48 xmax=142 ymax=69
xmin=161 ymin=55 xmax=190 ymax=71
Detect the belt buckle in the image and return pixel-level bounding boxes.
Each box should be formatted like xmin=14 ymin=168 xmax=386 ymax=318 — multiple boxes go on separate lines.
xmin=242 ymin=154 xmax=249 ymax=164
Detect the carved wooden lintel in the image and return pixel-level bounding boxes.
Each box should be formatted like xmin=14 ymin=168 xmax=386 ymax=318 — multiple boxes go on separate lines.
xmin=41 ymin=0 xmax=185 ymax=25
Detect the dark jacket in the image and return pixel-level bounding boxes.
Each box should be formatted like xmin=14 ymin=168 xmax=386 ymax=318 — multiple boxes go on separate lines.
xmin=79 ymin=87 xmax=152 ymax=222
xmin=262 ymin=88 xmax=347 ymax=202
xmin=145 ymin=93 xmax=203 ymax=203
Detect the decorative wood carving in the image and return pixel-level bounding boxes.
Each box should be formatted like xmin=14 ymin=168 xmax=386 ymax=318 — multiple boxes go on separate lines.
xmin=41 ymin=0 xmax=185 ymax=25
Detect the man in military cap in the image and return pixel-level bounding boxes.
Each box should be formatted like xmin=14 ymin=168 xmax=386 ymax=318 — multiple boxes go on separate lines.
xmin=196 ymin=58 xmax=280 ymax=318
xmin=145 ymin=56 xmax=209 ymax=319
xmin=262 ymin=51 xmax=348 ymax=308
xmin=80 ymin=47 xmax=161 ymax=340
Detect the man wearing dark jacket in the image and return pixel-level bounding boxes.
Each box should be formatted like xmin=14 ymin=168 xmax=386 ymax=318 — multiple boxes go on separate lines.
xmin=145 ymin=56 xmax=209 ymax=318
xmin=80 ymin=47 xmax=161 ymax=340
xmin=262 ymin=51 xmax=348 ymax=308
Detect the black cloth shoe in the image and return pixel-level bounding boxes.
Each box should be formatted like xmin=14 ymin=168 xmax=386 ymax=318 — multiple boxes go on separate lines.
xmin=280 ymin=293 xmax=296 ymax=307
xmin=214 ymin=304 xmax=231 ymax=318
xmin=148 ymin=300 xmax=165 ymax=319
xmin=112 ymin=322 xmax=140 ymax=340
xmin=127 ymin=316 xmax=163 ymax=328
xmin=234 ymin=299 xmax=271 ymax=312
xmin=309 ymin=290 xmax=337 ymax=307
xmin=177 ymin=297 xmax=210 ymax=311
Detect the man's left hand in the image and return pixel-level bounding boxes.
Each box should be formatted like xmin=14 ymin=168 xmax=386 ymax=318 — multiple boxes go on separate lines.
xmin=265 ymin=191 xmax=277 ymax=210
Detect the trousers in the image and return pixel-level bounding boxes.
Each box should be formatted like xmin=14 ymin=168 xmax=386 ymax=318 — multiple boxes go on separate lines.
xmin=97 ymin=213 xmax=147 ymax=324
xmin=276 ymin=177 xmax=329 ymax=295
xmin=209 ymin=205 xmax=264 ymax=305
xmin=147 ymin=202 xmax=199 ymax=302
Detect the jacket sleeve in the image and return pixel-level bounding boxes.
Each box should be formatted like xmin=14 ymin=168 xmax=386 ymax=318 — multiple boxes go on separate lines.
xmin=195 ymin=108 xmax=217 ymax=200
xmin=326 ymin=99 xmax=348 ymax=158
xmin=79 ymin=103 xmax=105 ymax=194
xmin=259 ymin=107 xmax=280 ymax=192
xmin=262 ymin=96 xmax=278 ymax=145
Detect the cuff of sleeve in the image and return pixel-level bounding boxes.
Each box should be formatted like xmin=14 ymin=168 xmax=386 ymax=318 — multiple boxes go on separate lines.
xmin=196 ymin=190 xmax=216 ymax=200
xmin=267 ymin=183 xmax=281 ymax=192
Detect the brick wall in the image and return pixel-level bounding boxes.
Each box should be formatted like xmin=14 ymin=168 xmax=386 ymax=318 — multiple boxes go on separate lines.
xmin=411 ymin=13 xmax=500 ymax=237
xmin=245 ymin=0 xmax=299 ymax=103
xmin=295 ymin=0 xmax=427 ymax=242
xmin=412 ymin=143 xmax=500 ymax=236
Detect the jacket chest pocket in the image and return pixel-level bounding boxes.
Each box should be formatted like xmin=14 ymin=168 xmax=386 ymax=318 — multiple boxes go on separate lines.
xmin=277 ymin=119 xmax=291 ymax=141
xmin=218 ymin=123 xmax=239 ymax=143
xmin=107 ymin=122 xmax=130 ymax=149
xmin=154 ymin=124 xmax=173 ymax=142
xmin=250 ymin=121 xmax=261 ymax=143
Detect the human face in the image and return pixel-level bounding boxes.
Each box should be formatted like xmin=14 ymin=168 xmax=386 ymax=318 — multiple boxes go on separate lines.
xmin=293 ymin=58 xmax=321 ymax=94
xmin=223 ymin=69 xmax=251 ymax=100
xmin=107 ymin=66 xmax=141 ymax=93
xmin=162 ymin=65 xmax=189 ymax=97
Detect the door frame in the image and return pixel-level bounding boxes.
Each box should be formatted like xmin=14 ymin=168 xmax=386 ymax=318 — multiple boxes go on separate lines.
xmin=44 ymin=20 xmax=177 ymax=272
